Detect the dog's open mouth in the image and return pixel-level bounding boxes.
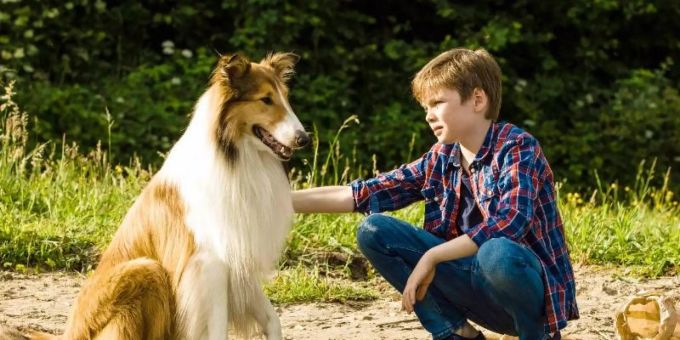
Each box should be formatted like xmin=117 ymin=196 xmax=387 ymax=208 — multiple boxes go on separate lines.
xmin=253 ymin=125 xmax=293 ymax=160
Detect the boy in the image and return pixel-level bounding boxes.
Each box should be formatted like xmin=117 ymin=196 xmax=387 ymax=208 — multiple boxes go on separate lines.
xmin=292 ymin=48 xmax=579 ymax=340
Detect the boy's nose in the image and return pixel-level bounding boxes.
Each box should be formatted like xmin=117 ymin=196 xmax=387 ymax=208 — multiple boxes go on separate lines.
xmin=426 ymin=111 xmax=436 ymax=123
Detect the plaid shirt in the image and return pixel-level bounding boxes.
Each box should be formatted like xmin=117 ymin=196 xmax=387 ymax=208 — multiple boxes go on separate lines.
xmin=351 ymin=121 xmax=579 ymax=333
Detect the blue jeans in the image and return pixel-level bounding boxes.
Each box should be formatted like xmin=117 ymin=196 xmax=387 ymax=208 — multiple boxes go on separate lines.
xmin=356 ymin=214 xmax=547 ymax=340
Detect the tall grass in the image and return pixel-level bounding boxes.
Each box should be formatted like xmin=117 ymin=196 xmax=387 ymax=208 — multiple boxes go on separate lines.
xmin=0 ymin=81 xmax=149 ymax=271
xmin=562 ymin=161 xmax=680 ymax=276
xmin=1 ymin=81 xmax=679 ymax=303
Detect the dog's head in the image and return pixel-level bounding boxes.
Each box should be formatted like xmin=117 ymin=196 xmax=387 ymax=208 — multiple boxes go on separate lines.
xmin=211 ymin=52 xmax=309 ymax=162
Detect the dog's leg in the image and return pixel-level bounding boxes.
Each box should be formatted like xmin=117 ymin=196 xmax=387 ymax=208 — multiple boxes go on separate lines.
xmin=176 ymin=252 xmax=229 ymax=340
xmin=251 ymin=286 xmax=282 ymax=340
xmin=206 ymin=260 xmax=229 ymax=340
xmin=63 ymin=258 xmax=173 ymax=340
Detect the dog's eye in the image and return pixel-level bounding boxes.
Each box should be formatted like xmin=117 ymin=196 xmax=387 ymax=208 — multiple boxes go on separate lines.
xmin=260 ymin=97 xmax=273 ymax=105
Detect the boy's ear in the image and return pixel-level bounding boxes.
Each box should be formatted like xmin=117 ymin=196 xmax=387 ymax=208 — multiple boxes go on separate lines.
xmin=473 ymin=88 xmax=488 ymax=113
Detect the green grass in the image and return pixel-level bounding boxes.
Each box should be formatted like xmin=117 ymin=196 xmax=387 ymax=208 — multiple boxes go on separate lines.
xmin=1 ymin=81 xmax=679 ymax=304
xmin=561 ymin=163 xmax=680 ymax=276
xmin=0 ymin=82 xmax=149 ymax=271
xmin=264 ymin=264 xmax=377 ymax=304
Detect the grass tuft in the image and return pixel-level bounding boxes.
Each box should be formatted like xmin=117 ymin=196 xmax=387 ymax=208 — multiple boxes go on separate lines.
xmin=264 ymin=264 xmax=377 ymax=304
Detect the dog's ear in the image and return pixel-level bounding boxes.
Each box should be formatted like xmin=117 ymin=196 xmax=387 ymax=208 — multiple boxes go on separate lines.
xmin=262 ymin=52 xmax=299 ymax=82
xmin=219 ymin=54 xmax=251 ymax=86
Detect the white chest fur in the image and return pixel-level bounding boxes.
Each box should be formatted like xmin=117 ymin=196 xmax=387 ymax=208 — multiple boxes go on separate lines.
xmin=161 ymin=137 xmax=293 ymax=276
xmin=161 ymin=130 xmax=295 ymax=338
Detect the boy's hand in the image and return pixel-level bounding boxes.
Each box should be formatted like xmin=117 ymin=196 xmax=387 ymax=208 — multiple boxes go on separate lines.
xmin=401 ymin=254 xmax=436 ymax=314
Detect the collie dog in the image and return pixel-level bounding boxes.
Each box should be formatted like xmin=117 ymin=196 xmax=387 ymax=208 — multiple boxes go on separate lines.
xmin=29 ymin=52 xmax=309 ymax=340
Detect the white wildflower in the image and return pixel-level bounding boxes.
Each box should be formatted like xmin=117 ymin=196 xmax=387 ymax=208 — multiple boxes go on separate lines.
xmin=162 ymin=41 xmax=175 ymax=55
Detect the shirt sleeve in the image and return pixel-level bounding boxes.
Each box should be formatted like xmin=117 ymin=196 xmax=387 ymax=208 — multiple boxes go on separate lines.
xmin=465 ymin=136 xmax=543 ymax=246
xmin=350 ymin=152 xmax=430 ymax=215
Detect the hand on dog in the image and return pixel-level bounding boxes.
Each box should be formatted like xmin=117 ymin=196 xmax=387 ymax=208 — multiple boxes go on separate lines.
xmin=402 ymin=254 xmax=436 ymax=314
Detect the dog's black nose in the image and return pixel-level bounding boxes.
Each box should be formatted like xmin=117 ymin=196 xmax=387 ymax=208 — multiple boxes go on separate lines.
xmin=295 ymin=131 xmax=310 ymax=148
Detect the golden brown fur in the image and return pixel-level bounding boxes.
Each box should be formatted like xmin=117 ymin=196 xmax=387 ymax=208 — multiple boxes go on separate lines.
xmin=59 ymin=180 xmax=193 ymax=339
xmin=26 ymin=180 xmax=194 ymax=340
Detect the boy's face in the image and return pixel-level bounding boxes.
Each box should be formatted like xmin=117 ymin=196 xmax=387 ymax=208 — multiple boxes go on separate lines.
xmin=422 ymin=87 xmax=486 ymax=144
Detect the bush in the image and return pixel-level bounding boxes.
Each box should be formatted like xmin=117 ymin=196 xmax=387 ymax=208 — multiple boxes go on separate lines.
xmin=1 ymin=0 xmax=679 ymax=190
xmin=19 ymin=49 xmax=217 ymax=164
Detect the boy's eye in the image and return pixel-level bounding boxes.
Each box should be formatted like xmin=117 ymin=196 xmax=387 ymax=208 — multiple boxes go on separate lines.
xmin=425 ymin=101 xmax=442 ymax=109
xmin=260 ymin=97 xmax=274 ymax=105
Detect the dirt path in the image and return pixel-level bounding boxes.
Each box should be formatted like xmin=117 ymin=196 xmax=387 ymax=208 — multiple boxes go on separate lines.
xmin=1 ymin=265 xmax=679 ymax=339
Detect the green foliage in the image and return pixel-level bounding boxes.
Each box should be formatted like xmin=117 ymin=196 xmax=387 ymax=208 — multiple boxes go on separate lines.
xmin=17 ymin=49 xmax=218 ymax=164
xmin=2 ymin=1 xmax=679 ymax=191
xmin=534 ymin=62 xmax=680 ymax=191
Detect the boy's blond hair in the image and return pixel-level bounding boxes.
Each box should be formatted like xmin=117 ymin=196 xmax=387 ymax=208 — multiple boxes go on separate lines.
xmin=412 ymin=48 xmax=502 ymax=120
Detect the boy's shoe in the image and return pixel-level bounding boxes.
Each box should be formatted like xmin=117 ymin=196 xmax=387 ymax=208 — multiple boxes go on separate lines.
xmin=444 ymin=331 xmax=486 ymax=340
xmin=547 ymin=332 xmax=561 ymax=340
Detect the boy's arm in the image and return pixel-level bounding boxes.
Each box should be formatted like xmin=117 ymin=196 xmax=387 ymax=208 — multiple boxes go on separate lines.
xmin=292 ymin=186 xmax=354 ymax=213
xmin=402 ymin=234 xmax=478 ymax=312
xmin=351 ymin=151 xmax=432 ymax=214
xmin=292 ymin=148 xmax=433 ymax=215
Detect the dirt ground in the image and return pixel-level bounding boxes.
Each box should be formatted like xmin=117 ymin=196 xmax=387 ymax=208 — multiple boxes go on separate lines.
xmin=1 ymin=265 xmax=679 ymax=340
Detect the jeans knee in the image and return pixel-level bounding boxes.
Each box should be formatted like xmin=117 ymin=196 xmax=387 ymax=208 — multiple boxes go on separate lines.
xmin=356 ymin=214 xmax=393 ymax=251
xmin=477 ymin=238 xmax=514 ymax=264
xmin=477 ymin=238 xmax=524 ymax=288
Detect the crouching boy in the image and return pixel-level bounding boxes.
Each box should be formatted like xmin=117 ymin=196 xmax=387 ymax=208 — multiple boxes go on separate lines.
xmin=293 ymin=48 xmax=579 ymax=340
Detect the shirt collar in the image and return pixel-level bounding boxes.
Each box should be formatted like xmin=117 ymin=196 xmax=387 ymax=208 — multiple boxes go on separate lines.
xmin=447 ymin=122 xmax=498 ymax=168
xmin=475 ymin=121 xmax=497 ymax=162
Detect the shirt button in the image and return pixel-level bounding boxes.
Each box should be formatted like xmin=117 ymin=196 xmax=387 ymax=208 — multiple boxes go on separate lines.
xmin=434 ymin=196 xmax=440 ymax=202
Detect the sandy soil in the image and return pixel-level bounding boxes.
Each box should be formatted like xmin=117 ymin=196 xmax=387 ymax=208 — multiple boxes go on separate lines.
xmin=1 ymin=265 xmax=679 ymax=339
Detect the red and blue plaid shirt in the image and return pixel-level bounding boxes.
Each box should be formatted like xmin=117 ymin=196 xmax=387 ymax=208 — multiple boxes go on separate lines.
xmin=351 ymin=121 xmax=579 ymax=333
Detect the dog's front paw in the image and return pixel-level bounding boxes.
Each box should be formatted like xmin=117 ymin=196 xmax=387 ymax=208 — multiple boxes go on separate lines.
xmin=265 ymin=329 xmax=282 ymax=340
xmin=265 ymin=326 xmax=282 ymax=340
xmin=264 ymin=315 xmax=282 ymax=340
